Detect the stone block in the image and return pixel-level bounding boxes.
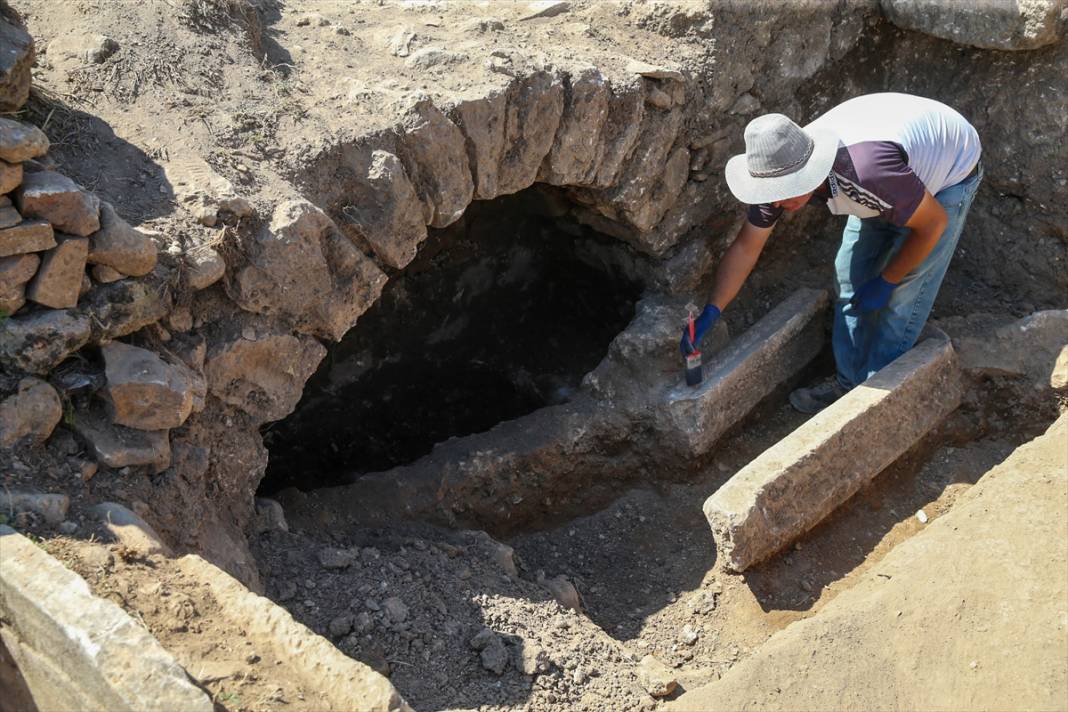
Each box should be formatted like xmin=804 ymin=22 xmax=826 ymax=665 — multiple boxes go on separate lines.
xmin=0 ymin=491 xmax=68 ymax=525
xmin=178 ymin=554 xmax=411 ymax=712
xmin=15 ymin=171 xmax=101 ymax=236
xmin=704 ymin=335 xmax=963 ymax=572
xmin=26 ymin=235 xmax=88 ymax=309
xmin=0 ymin=526 xmax=213 ymax=711
xmin=0 ymin=251 xmax=38 ymax=290
xmin=0 ymin=158 xmax=22 ymax=193
xmin=0 ymin=377 xmax=61 ymax=448
xmin=0 ymin=16 xmax=34 ymax=112
xmin=0 ymin=218 xmax=54 ymax=257
xmin=0 ymin=308 xmax=91 ymax=374
xmin=87 ymin=202 xmax=157 ymax=276
xmin=0 ymin=118 xmax=47 ymax=162
xmin=89 ymin=502 xmax=172 ymax=556
xmin=339 ymin=149 xmax=426 ymax=269
xmin=882 ymin=0 xmax=1066 ymax=50
xmin=102 ymin=341 xmax=200 ymax=430
xmin=183 ymin=246 xmax=225 ymax=290
xmin=72 ymin=404 xmax=171 ymax=472
xmin=80 ymin=275 xmax=172 ymax=341
xmin=654 ymin=288 xmax=829 ymax=458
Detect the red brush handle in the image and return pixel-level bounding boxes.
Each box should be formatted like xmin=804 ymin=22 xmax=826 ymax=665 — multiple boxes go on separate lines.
xmin=688 ymin=313 xmax=696 ymax=343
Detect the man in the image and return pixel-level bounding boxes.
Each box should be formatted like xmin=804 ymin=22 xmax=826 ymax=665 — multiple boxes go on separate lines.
xmin=681 ymin=92 xmax=982 ymax=413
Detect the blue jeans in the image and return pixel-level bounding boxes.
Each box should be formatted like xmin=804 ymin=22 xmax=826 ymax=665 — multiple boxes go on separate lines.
xmin=832 ymin=165 xmax=983 ymax=388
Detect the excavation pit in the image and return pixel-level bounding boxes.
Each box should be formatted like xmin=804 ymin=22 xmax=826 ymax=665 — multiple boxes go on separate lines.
xmin=259 ymin=189 xmax=643 ymax=494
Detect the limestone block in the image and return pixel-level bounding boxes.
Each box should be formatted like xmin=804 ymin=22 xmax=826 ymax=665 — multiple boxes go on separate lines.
xmin=178 ymin=554 xmax=412 ymax=712
xmin=0 ymin=491 xmax=68 ymax=525
xmin=0 ymin=308 xmax=91 ymax=374
xmin=26 ymin=235 xmax=88 ymax=308
xmin=882 ymin=0 xmax=1067 ymax=50
xmin=184 ymin=246 xmax=225 ymax=290
xmin=72 ymin=404 xmax=171 ymax=472
xmin=340 ymin=149 xmax=426 ymax=269
xmin=87 ymin=202 xmax=157 ymax=276
xmin=0 ymin=377 xmax=62 ymax=448
xmin=538 ymin=66 xmax=610 ymax=186
xmin=102 ymin=341 xmax=201 ymax=430
xmin=0 ymin=118 xmax=47 ymax=163
xmin=0 ymin=17 xmax=34 ymax=112
xmin=204 ymin=330 xmax=325 ymax=423
xmin=0 ymin=218 xmax=54 ymax=257
xmin=234 ymin=200 xmax=386 ymax=340
xmin=15 ymin=171 xmax=100 ymax=236
xmin=0 ymin=158 xmax=22 ymax=193
xmin=704 ymin=335 xmax=963 ymax=572
xmin=395 ymin=100 xmax=473 ymax=227
xmin=0 ymin=526 xmax=213 ymax=711
xmin=655 ymin=288 xmax=829 ymax=458
xmin=89 ymin=502 xmax=172 ymax=556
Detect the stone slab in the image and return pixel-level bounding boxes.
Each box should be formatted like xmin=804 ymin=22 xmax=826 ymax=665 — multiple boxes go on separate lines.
xmin=26 ymin=235 xmax=88 ymax=308
xmin=0 ymin=218 xmax=54 ymax=257
xmin=0 ymin=526 xmax=213 ymax=712
xmin=704 ymin=334 xmax=963 ymax=572
xmin=178 ymin=554 xmax=412 ymax=712
xmin=654 ymin=288 xmax=829 ymax=458
xmin=72 ymin=404 xmax=171 ymax=473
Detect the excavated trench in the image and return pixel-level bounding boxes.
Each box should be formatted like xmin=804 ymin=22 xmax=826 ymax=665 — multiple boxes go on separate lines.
xmin=260 ymin=187 xmax=643 ymax=494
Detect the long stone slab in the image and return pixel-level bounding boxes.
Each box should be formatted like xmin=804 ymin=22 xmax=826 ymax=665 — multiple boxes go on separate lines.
xmin=0 ymin=526 xmax=213 ymax=712
xmin=654 ymin=287 xmax=829 ymax=458
xmin=178 ymin=554 xmax=412 ymax=712
xmin=704 ymin=333 xmax=963 ymax=572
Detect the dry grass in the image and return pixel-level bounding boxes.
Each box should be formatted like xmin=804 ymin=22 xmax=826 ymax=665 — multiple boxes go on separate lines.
xmin=177 ymin=0 xmax=269 ymax=60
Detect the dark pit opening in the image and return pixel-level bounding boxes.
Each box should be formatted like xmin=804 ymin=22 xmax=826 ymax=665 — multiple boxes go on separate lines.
xmin=259 ymin=187 xmax=643 ymax=494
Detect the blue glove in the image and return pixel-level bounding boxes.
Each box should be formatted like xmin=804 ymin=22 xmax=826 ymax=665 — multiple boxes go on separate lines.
xmin=680 ymin=304 xmax=721 ymax=355
xmin=849 ymin=275 xmax=898 ymax=313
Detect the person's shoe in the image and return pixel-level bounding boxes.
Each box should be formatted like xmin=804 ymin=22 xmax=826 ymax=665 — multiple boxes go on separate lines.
xmin=789 ymin=378 xmax=848 ymax=415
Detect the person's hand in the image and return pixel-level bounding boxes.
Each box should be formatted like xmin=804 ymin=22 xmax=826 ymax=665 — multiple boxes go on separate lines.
xmin=849 ymin=276 xmax=898 ymax=313
xmin=680 ymin=304 xmax=721 ymax=355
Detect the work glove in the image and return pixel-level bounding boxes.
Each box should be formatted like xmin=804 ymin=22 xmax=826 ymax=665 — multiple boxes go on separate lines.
xmin=680 ymin=304 xmax=721 ymax=356
xmin=849 ymin=275 xmax=898 ymax=313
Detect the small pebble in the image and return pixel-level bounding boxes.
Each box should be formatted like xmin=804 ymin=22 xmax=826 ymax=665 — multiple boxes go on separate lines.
xmin=58 ymin=520 xmax=78 ymax=535
xmin=916 ymin=509 xmax=929 ymax=524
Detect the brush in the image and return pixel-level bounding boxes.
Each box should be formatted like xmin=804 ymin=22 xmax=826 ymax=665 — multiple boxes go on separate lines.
xmin=684 ymin=310 xmax=703 ymax=387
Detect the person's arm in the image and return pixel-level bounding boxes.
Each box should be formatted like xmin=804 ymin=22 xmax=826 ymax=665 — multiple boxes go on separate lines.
xmin=883 ymin=190 xmax=948 ymax=282
xmin=708 ymin=219 xmax=775 ymax=310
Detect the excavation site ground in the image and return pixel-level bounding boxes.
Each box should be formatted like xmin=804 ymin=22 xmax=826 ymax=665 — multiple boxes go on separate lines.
xmin=0 ymin=2 xmax=1066 ymax=711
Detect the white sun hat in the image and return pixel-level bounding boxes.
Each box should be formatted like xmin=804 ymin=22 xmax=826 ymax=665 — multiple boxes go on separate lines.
xmin=724 ymin=113 xmax=840 ymax=205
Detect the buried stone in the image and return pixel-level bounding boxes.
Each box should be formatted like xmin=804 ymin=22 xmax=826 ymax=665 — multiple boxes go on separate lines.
xmin=260 ymin=188 xmax=641 ymax=493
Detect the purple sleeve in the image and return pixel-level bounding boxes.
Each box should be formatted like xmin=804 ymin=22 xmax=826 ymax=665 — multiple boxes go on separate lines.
xmin=746 ymin=203 xmax=783 ymax=228
xmin=849 ymin=141 xmax=927 ymax=226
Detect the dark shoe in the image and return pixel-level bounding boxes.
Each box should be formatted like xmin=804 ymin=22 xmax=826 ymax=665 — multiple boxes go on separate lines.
xmin=789 ymin=378 xmax=848 ymax=415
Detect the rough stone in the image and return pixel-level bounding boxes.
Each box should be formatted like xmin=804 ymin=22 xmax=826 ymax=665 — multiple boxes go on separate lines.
xmin=470 ymin=629 xmax=509 ymax=675
xmin=234 ymin=200 xmax=387 ymax=340
xmin=252 ymin=498 xmax=288 ymax=534
xmin=538 ymin=66 xmax=609 ymax=186
xmin=0 ymin=526 xmax=214 ymax=711
xmin=0 ymin=218 xmax=55 ymax=257
xmin=637 ymin=654 xmax=678 ymax=697
xmin=0 ymin=252 xmax=39 ymax=313
xmin=87 ymin=202 xmax=157 ymax=277
xmin=0 ymin=158 xmax=22 ymax=193
xmin=89 ymin=502 xmax=172 ymax=556
xmin=882 ymin=0 xmax=1067 ymax=51
xmin=0 ymin=118 xmax=47 ymax=163
xmin=382 ymin=596 xmax=408 ymax=623
xmin=0 ymin=308 xmax=90 ymax=374
xmin=0 ymin=377 xmax=62 ymax=448
xmin=46 ymin=31 xmax=118 ymax=66
xmin=626 ymin=59 xmax=684 ymax=82
xmin=183 ymin=247 xmax=225 ymax=290
xmin=0 ymin=280 xmax=23 ymax=313
xmin=71 ymin=404 xmax=171 ymax=473
xmin=514 ymin=640 xmax=551 ymax=675
xmin=387 ymin=25 xmax=415 ymax=57
xmin=161 ymin=156 xmax=253 ymax=227
xmin=15 ymin=171 xmax=101 ymax=236
xmin=519 ymin=1 xmax=570 ymax=21
xmin=394 ymin=100 xmax=473 ymax=227
xmin=945 ymin=310 xmax=1068 ymax=387
xmin=102 ymin=341 xmax=201 ymax=430
xmin=705 ymin=334 xmax=963 ymax=572
xmin=0 ymin=491 xmax=68 ymax=525
xmin=0 ymin=203 xmax=21 ymax=229
xmin=26 ymin=235 xmax=88 ymax=309
xmin=317 ymin=547 xmax=356 ymax=569
xmin=328 ymin=614 xmax=354 ymax=638
xmin=656 ymin=288 xmax=829 ymax=458
xmin=539 ymin=573 xmax=581 ymax=611
xmin=339 ymin=149 xmax=426 ymax=269
xmin=80 ymin=276 xmax=172 ymax=341
xmin=91 ymin=263 xmax=123 ymax=283
xmin=178 ymin=555 xmax=411 ymax=711
xmin=0 ymin=16 xmax=34 ymax=112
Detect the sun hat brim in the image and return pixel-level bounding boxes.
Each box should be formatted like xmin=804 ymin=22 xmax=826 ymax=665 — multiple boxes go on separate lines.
xmin=724 ymin=126 xmax=841 ymax=205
